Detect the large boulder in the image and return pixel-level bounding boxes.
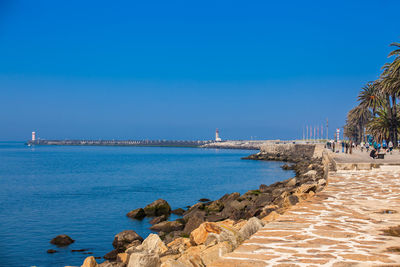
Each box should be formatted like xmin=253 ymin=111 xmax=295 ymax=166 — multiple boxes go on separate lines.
xmin=128 ymin=252 xmax=161 ymax=267
xmin=150 ymin=220 xmax=184 ymax=233
xmin=167 ymin=237 xmax=192 ymax=253
xmin=50 ymin=234 xmax=75 ymax=247
xmin=103 ymin=249 xmax=118 ymax=260
xmin=144 ymin=199 xmax=171 ymax=217
xmin=183 ymin=213 xmax=204 ymax=234
xmin=113 ymin=230 xmax=144 ymax=252
xmin=190 ymin=222 xmax=221 ymax=245
xmin=81 ymin=256 xmax=98 ymax=267
xmin=98 ymin=261 xmax=125 ymax=267
xmin=126 ymin=208 xmax=146 ymax=220
xmin=239 ymin=217 xmax=264 ymax=240
xmin=206 ymin=200 xmax=224 ymax=213
xmin=150 ymin=215 xmax=167 ymax=225
xmin=171 ymin=208 xmax=185 ymax=215
xmin=134 ymin=234 xmax=168 ymax=255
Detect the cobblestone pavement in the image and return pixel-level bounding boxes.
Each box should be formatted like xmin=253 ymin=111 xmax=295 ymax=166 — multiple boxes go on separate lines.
xmin=211 ymin=167 xmax=400 ymax=266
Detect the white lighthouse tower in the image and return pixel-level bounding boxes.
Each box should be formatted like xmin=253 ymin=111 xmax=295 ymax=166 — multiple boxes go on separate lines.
xmin=32 ymin=131 xmax=36 ymax=141
xmin=215 ymin=128 xmax=222 ymax=142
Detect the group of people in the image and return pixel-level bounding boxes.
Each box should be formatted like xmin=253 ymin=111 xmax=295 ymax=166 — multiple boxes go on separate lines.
xmin=326 ymin=139 xmax=395 ymax=159
xmin=362 ymin=139 xmax=394 ymax=159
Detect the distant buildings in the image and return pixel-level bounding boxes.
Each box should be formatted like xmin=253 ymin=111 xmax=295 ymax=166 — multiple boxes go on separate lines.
xmin=32 ymin=131 xmax=36 ymax=141
xmin=215 ymin=128 xmax=222 ymax=142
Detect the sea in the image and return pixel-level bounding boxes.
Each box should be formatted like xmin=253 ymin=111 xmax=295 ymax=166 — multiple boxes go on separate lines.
xmin=0 ymin=142 xmax=293 ymax=267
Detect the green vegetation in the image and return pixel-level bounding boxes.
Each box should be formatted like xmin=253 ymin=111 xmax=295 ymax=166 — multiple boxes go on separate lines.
xmin=345 ymin=42 xmax=400 ymax=146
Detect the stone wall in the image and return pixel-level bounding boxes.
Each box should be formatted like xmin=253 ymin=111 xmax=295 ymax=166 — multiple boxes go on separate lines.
xmin=260 ymin=143 xmax=317 ymax=160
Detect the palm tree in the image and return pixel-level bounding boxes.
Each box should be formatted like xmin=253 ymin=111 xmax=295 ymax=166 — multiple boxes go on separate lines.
xmin=346 ymin=105 xmax=372 ymax=143
xmin=357 ymin=82 xmax=382 ymax=116
xmin=379 ymin=42 xmax=400 ymax=146
xmin=367 ymin=108 xmax=392 ymax=142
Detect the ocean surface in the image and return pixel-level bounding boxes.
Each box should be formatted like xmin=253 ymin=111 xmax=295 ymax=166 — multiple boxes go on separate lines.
xmin=0 ymin=142 xmax=293 ymax=267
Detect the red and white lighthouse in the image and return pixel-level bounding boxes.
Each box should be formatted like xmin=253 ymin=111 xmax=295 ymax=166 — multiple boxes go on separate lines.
xmin=32 ymin=131 xmax=36 ymax=141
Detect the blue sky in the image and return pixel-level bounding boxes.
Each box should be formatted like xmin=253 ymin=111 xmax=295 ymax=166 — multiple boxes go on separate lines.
xmin=1 ymin=0 xmax=399 ymax=141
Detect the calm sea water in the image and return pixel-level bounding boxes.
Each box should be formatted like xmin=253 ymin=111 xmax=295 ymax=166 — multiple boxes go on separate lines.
xmin=0 ymin=142 xmax=293 ymax=267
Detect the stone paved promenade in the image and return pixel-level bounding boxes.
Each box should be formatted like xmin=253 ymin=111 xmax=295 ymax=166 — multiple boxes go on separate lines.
xmin=211 ymin=166 xmax=400 ymax=266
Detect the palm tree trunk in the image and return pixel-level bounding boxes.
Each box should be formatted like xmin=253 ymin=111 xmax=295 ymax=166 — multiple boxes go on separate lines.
xmin=386 ymin=94 xmax=394 ymax=144
xmin=392 ymin=94 xmax=398 ymax=147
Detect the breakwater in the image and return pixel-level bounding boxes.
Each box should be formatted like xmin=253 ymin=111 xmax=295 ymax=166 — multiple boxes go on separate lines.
xmin=27 ymin=139 xmax=213 ymax=147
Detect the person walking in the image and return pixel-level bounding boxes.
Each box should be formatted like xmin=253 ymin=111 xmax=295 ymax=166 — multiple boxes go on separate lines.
xmin=345 ymin=142 xmax=349 ymax=154
xmin=365 ymin=142 xmax=370 ymax=152
xmin=388 ymin=140 xmax=394 ymax=154
xmin=341 ymin=141 xmax=345 ymax=153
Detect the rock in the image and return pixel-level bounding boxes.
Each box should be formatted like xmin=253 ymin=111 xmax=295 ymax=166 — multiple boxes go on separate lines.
xmin=167 ymin=237 xmax=192 ymax=253
xmin=128 ymin=252 xmax=161 ymax=267
xmin=183 ymin=213 xmax=204 ymax=234
xmin=50 ymin=234 xmax=75 ymax=246
xmin=304 ymin=170 xmax=317 ymax=178
xmin=150 ymin=220 xmax=184 ymax=233
xmin=286 ymin=177 xmax=297 ymax=187
xmin=150 ymin=215 xmax=167 ymax=225
xmin=171 ymin=208 xmax=185 ymax=215
xmin=72 ymin=249 xmax=89 ymax=252
xmin=127 ymin=208 xmax=146 ymax=220
xmin=135 ymin=234 xmax=168 ymax=255
xmin=190 ymin=222 xmax=221 ymax=245
xmin=200 ymin=241 xmax=233 ymax=265
xmin=81 ymin=256 xmax=98 ymax=267
xmin=98 ymin=261 xmax=125 ymax=267
xmin=117 ymin=253 xmax=129 ymax=264
xmin=47 ymin=249 xmax=57 ymax=253
xmin=113 ymin=230 xmax=143 ymax=252
xmin=259 ymin=184 xmax=269 ymax=193
xmin=262 ymin=210 xmax=280 ymax=222
xmin=295 ymin=183 xmax=317 ymax=195
xmin=199 ymin=198 xmax=210 ymax=202
xmin=126 ymin=239 xmax=142 ymax=250
xmin=174 ymin=246 xmax=206 ymax=267
xmin=206 ymin=200 xmax=224 ymax=213
xmin=103 ymin=249 xmax=118 ymax=260
xmin=144 ymin=199 xmax=171 ymax=217
xmin=239 ymin=217 xmax=264 ymax=240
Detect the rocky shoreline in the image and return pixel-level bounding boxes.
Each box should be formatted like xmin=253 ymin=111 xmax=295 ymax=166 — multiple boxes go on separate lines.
xmin=75 ymin=144 xmax=328 ymax=267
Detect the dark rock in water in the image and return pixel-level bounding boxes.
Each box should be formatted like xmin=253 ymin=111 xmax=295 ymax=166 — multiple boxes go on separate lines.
xmin=144 ymin=199 xmax=171 ymax=217
xmin=150 ymin=220 xmax=184 ymax=233
xmin=103 ymin=249 xmax=118 ymax=260
xmin=112 ymin=230 xmax=143 ymax=252
xmin=126 ymin=208 xmax=146 ymax=220
xmin=150 ymin=215 xmax=167 ymax=225
xmin=71 ymin=249 xmax=88 ymax=252
xmin=183 ymin=213 xmax=204 ymax=234
xmin=198 ymin=198 xmax=210 ymax=202
xmin=47 ymin=249 xmax=57 ymax=254
xmin=95 ymin=256 xmax=102 ymax=259
xmin=171 ymin=208 xmax=185 ymax=215
xmin=83 ymin=252 xmax=93 ymax=254
xmin=50 ymin=235 xmax=75 ymax=247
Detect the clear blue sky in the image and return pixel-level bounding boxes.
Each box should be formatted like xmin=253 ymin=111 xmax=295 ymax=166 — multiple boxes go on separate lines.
xmin=1 ymin=0 xmax=399 ymax=141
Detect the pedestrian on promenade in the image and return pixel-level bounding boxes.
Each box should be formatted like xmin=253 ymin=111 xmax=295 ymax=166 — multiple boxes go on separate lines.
xmin=341 ymin=141 xmax=345 ymax=153
xmin=382 ymin=139 xmax=387 ymax=150
xmin=388 ymin=141 xmax=393 ymax=154
xmin=333 ymin=142 xmax=336 ymax=153
xmin=370 ymin=148 xmax=377 ymax=159
xmin=365 ymin=142 xmax=370 ymax=152
xmin=345 ymin=142 xmax=349 ymax=154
